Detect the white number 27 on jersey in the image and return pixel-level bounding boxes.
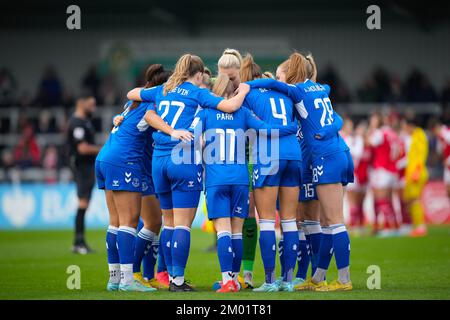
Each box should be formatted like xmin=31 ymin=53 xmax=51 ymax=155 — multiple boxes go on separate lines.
xmin=314 ymin=97 xmax=334 ymax=127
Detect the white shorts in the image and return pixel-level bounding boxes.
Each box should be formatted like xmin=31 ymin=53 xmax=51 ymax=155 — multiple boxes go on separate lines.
xmin=346 ymin=175 xmax=367 ymax=192
xmin=369 ymin=168 xmax=397 ymax=189
xmin=444 ymin=167 xmax=450 ymax=185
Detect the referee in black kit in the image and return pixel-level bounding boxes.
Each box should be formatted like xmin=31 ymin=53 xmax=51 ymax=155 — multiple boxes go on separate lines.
xmin=67 ymin=95 xmax=101 ymax=254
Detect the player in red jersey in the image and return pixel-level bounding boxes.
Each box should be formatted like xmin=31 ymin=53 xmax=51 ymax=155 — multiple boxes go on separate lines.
xmin=368 ymin=112 xmax=401 ymax=235
xmin=342 ymin=118 xmax=370 ymax=235
xmin=433 ymin=121 xmax=450 ymax=197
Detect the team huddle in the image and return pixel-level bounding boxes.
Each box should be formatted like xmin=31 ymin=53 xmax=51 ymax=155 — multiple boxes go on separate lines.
xmin=94 ymin=49 xmax=354 ymax=293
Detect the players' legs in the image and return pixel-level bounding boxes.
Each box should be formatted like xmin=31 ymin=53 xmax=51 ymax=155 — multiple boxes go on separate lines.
xmin=135 ymin=195 xmax=162 ymax=281
xmin=231 ymin=217 xmax=245 ymax=286
xmin=278 ymin=186 xmax=299 ymax=284
xmin=160 ymin=208 xmax=174 ymax=282
xmin=242 ymin=191 xmax=257 ymax=287
xmin=112 ymin=191 xmax=141 ymax=288
xmin=105 ymin=190 xmax=120 ymax=288
xmin=314 ymin=183 xmax=351 ymax=286
xmin=298 ymin=200 xmax=321 ymax=281
xmin=254 ymin=186 xmax=278 ymax=285
xmin=213 ymin=218 xmax=234 ymax=286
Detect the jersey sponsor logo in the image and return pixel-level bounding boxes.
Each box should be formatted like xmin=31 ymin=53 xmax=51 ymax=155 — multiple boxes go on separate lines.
xmin=125 ymin=172 xmax=132 ymax=183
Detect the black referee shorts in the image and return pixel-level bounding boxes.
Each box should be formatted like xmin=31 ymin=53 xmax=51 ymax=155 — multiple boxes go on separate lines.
xmin=73 ymin=162 xmax=95 ymax=200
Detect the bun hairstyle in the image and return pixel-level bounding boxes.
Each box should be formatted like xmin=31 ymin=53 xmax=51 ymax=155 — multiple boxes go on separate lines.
xmin=218 ymin=48 xmax=243 ymax=70
xmin=286 ymin=52 xmax=318 ymax=84
xmin=240 ymin=53 xmax=262 ymax=82
xmin=212 ymin=73 xmax=235 ymax=98
xmin=262 ymin=71 xmax=275 ymax=79
xmin=130 ymin=64 xmax=172 ymax=110
xmin=164 ymin=54 xmax=205 ymax=95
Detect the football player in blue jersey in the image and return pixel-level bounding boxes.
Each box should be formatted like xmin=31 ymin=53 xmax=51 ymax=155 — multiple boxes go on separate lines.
xmin=239 ymin=54 xmax=302 ymax=292
xmin=95 ymin=73 xmax=171 ymax=292
xmin=114 ymin=65 xmax=173 ymax=289
xmin=191 ymin=74 xmax=298 ymax=292
xmin=247 ymin=52 xmax=354 ymax=292
xmin=127 ymin=54 xmax=250 ymax=292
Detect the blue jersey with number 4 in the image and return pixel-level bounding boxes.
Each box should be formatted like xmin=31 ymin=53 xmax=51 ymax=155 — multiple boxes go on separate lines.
xmin=140 ymin=82 xmax=224 ymax=157
xmin=247 ymin=79 xmax=348 ymax=158
xmin=243 ymin=88 xmax=301 ymax=162
xmin=191 ymin=107 xmax=298 ymax=187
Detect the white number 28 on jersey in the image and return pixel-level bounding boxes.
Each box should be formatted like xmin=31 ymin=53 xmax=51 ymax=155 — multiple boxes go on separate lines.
xmin=314 ymin=97 xmax=334 ymax=127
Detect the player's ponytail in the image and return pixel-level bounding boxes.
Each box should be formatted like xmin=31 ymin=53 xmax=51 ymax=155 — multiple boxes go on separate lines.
xmin=286 ymin=52 xmax=309 ymax=84
xmin=305 ymin=54 xmax=317 ymax=82
xmin=218 ymin=48 xmax=243 ymax=70
xmin=262 ymin=71 xmax=275 ymax=79
xmin=240 ymin=53 xmax=262 ymax=82
xmin=212 ymin=73 xmax=234 ymax=98
xmin=164 ymin=54 xmax=205 ymax=95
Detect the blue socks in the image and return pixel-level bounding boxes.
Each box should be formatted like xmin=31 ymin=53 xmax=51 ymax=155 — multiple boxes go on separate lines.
xmin=313 ymin=224 xmax=350 ymax=283
xmin=231 ymin=233 xmax=243 ymax=280
xmin=333 ymin=224 xmax=351 ymax=284
xmin=157 ymin=229 xmax=167 ymax=273
xmin=296 ymin=225 xmax=310 ymax=280
xmin=217 ymin=231 xmax=234 ymax=283
xmin=133 ymin=227 xmax=155 ymax=273
xmin=259 ymin=219 xmax=276 ymax=284
xmin=143 ymin=235 xmax=159 ymax=280
xmin=278 ymin=237 xmax=285 ymax=279
xmin=161 ymin=226 xmax=174 ymax=278
xmin=304 ymin=220 xmax=322 ymax=276
xmin=117 ymin=226 xmax=137 ymax=285
xmin=171 ymin=226 xmax=191 ymax=285
xmin=281 ymin=219 xmax=299 ymax=282
xmin=106 ymin=225 xmax=120 ymax=284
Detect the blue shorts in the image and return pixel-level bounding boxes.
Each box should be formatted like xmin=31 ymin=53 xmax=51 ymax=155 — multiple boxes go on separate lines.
xmin=252 ymin=160 xmax=301 ymax=188
xmin=299 ymin=155 xmax=318 ymax=202
xmin=311 ymin=150 xmax=354 ymax=186
xmin=157 ymin=190 xmax=201 ymax=210
xmin=206 ymin=185 xmax=249 ymax=220
xmin=95 ymin=160 xmax=142 ymax=192
xmin=141 ymin=174 xmax=156 ymax=196
xmin=152 ymin=155 xmax=203 ymax=193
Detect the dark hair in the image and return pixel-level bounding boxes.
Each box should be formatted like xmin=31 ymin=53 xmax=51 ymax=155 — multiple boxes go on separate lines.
xmin=130 ymin=64 xmax=172 ymax=110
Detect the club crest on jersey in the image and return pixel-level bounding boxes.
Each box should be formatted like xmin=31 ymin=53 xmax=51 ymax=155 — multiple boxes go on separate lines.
xmin=141 ymin=181 xmax=148 ymax=192
xmin=132 ymin=177 xmax=140 ymax=188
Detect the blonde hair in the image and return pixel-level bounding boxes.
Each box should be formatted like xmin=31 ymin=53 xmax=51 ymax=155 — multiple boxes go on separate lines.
xmin=212 ymin=73 xmax=234 ymax=98
xmin=286 ymin=52 xmax=317 ymax=84
xmin=218 ymin=48 xmax=242 ymax=70
xmin=163 ymin=54 xmax=204 ymax=95
xmin=240 ymin=53 xmax=262 ymax=82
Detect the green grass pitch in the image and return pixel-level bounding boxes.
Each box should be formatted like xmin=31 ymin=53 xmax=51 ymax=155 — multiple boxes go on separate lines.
xmin=0 ymin=226 xmax=449 ymax=300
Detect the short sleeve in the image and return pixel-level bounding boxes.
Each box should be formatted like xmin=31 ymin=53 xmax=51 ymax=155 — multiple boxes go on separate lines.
xmin=72 ymin=126 xmax=86 ymax=144
xmin=140 ymin=85 xmax=160 ymax=102
xmin=145 ymin=102 xmax=156 ymax=112
xmin=197 ymin=88 xmax=224 ymax=109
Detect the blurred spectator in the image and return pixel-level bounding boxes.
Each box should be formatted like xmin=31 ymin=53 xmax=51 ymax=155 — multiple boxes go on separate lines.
xmin=319 ymin=64 xmax=351 ymax=103
xmin=17 ymin=91 xmax=33 ymax=109
xmin=357 ymin=76 xmax=378 ymax=102
xmin=403 ymin=69 xmax=438 ymax=102
xmin=0 ymin=68 xmax=17 ymax=107
xmin=13 ymin=124 xmax=41 ymax=168
xmin=36 ymin=110 xmax=57 ymax=134
xmin=1 ymin=148 xmax=14 ymax=169
xmin=35 ymin=66 xmax=63 ymax=106
xmin=42 ymin=145 xmax=59 ymax=183
xmin=82 ymin=65 xmax=101 ymax=103
xmin=372 ymin=67 xmax=392 ymax=102
xmin=99 ymin=74 xmax=121 ymax=105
